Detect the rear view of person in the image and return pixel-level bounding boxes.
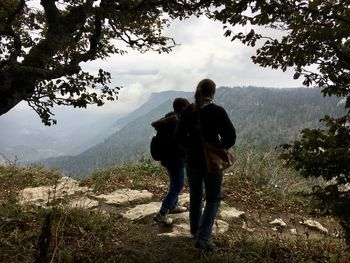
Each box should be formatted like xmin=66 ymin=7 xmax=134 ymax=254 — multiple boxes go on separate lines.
xmin=176 ymin=79 xmax=236 ymax=251
xmin=151 ymin=97 xmax=190 ymax=226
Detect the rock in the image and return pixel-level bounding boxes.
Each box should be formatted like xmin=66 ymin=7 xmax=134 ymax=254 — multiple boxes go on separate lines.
xmin=121 ymin=202 xmax=161 ymax=220
xmin=269 ymin=218 xmax=287 ymax=227
xmin=158 ymin=224 xmax=192 ymax=238
xmin=220 ymin=206 xmax=245 ymax=220
xmin=95 ymin=189 xmax=153 ymax=206
xmin=158 ymin=220 xmax=229 ymax=238
xmin=18 ymin=177 xmax=91 ymax=206
xmin=170 ymin=212 xmax=189 ymax=221
xmin=54 ymin=177 xmax=91 ymax=195
xmin=178 ymin=193 xmax=190 ymax=206
xmin=220 ymin=201 xmax=230 ymax=208
xmin=290 ymin=228 xmax=297 ymax=235
xmin=18 ymin=185 xmax=51 ymax=206
xmin=213 ymin=220 xmax=229 ymax=235
xmin=339 ymin=183 xmax=350 ymax=192
xmin=68 ymin=197 xmax=99 ymax=209
xmin=301 ymin=219 xmax=328 ymax=234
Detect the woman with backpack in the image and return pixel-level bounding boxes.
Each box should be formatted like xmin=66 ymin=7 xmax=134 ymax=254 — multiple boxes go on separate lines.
xmin=151 ymin=97 xmax=190 ymax=226
xmin=176 ymin=79 xmax=236 ymax=252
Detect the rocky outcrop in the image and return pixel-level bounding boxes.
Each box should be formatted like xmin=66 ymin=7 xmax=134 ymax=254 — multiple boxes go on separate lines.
xmin=270 ymin=218 xmax=287 ymax=228
xmin=220 ymin=205 xmax=245 ymax=220
xmin=18 ymin=177 xmax=91 ymax=207
xmin=301 ymin=219 xmax=329 ymax=234
xmin=121 ymin=202 xmax=162 ymax=220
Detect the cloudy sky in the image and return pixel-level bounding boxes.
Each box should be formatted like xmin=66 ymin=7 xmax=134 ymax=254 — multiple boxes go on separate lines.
xmin=4 ymin=13 xmax=304 ymax=127
xmin=83 ymin=15 xmax=304 ymax=115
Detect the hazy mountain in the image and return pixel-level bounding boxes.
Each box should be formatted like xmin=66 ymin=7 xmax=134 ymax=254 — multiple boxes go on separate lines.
xmin=38 ymin=86 xmax=345 ymax=178
xmin=216 ymin=86 xmax=344 ymax=145
xmin=0 ymin=91 xmax=192 ymax=163
xmin=101 ymin=90 xmax=192 ymax=139
xmin=0 ymin=104 xmax=123 ymax=162
xmin=0 ymin=116 xmax=64 ymax=162
xmin=40 ymin=92 xmax=192 ymax=176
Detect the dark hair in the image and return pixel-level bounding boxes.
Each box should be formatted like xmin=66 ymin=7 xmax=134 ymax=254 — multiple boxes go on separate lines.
xmin=173 ymin=97 xmax=190 ymax=114
xmin=195 ymin=79 xmax=216 ymax=109
xmin=197 ymin=79 xmax=216 ymax=98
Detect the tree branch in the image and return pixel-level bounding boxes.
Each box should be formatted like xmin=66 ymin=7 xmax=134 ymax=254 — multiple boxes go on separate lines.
xmin=0 ymin=0 xmax=25 ymax=63
xmin=71 ymin=8 xmax=102 ymax=64
xmin=300 ymin=5 xmax=350 ymax=25
xmin=40 ymin=0 xmax=60 ymax=27
xmin=1 ymin=0 xmax=26 ymax=35
xmin=8 ymin=63 xmax=81 ymax=81
xmin=331 ymin=44 xmax=350 ymax=70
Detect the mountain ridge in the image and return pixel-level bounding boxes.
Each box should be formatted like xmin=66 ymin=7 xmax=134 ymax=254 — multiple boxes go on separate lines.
xmin=37 ymin=86 xmax=345 ymax=178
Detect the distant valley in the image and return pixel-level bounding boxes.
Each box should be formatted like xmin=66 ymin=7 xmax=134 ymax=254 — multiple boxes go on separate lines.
xmin=0 ymin=90 xmax=188 ymax=163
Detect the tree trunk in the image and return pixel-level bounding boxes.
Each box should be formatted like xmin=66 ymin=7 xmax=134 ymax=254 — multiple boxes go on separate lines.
xmin=0 ymin=72 xmax=35 ymax=115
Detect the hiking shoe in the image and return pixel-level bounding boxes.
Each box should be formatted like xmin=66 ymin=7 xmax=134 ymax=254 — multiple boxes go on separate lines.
xmin=154 ymin=212 xmax=173 ymax=226
xmin=195 ymin=238 xmax=217 ymax=252
xmin=169 ymin=206 xmax=187 ymax=214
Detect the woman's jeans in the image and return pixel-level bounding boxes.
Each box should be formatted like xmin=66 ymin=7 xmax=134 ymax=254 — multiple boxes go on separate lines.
xmin=186 ymin=165 xmax=223 ymax=241
xmin=159 ymin=166 xmax=185 ymax=215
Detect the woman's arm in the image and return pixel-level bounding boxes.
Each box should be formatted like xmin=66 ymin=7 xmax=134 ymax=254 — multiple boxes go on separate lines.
xmin=219 ymin=108 xmax=236 ymax=149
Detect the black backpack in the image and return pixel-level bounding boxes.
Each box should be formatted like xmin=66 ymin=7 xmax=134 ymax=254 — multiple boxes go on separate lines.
xmin=150 ymin=113 xmax=177 ymax=161
xmin=150 ymin=134 xmax=164 ymax=161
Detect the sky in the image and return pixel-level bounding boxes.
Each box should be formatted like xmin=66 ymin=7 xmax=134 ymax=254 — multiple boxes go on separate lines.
xmin=80 ymin=15 xmax=303 ymax=115
xmin=4 ymin=8 xmax=304 ymax=127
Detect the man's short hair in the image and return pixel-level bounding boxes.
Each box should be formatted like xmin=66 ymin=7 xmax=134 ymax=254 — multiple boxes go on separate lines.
xmin=173 ymin=97 xmax=190 ymax=114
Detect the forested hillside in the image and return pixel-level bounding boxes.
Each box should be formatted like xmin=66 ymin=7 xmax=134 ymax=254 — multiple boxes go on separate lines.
xmin=39 ymin=87 xmax=345 ymax=178
xmin=217 ymin=87 xmax=344 ymax=145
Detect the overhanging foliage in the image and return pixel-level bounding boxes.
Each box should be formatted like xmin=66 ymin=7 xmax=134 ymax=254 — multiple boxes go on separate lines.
xmin=0 ymin=0 xmax=211 ymax=125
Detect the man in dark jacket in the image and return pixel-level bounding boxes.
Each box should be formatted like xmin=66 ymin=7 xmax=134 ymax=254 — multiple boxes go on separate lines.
xmin=176 ymin=79 xmax=236 ymax=251
xmin=152 ymin=97 xmax=190 ymax=226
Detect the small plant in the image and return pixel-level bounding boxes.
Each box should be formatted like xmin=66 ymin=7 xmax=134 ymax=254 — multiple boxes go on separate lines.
xmin=280 ymin=115 xmax=350 ymax=244
xmin=223 ymin=145 xmax=314 ymax=212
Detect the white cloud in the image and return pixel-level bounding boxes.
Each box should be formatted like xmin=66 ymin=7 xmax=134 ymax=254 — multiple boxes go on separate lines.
xmin=95 ymin=81 xmax=151 ymax=115
xmin=81 ymin=15 xmax=303 ymax=115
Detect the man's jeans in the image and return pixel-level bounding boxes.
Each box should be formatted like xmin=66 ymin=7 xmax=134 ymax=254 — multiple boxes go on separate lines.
xmin=160 ymin=166 xmax=185 ymax=215
xmin=186 ymin=165 xmax=223 ymax=241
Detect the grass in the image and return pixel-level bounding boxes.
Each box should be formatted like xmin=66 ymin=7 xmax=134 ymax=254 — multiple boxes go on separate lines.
xmin=82 ymin=160 xmax=171 ymax=199
xmin=0 ymin=148 xmax=349 ymax=262
xmin=0 ymin=165 xmax=60 ymax=205
xmin=220 ymin=146 xmax=315 ymax=215
xmin=1 ymin=205 xmax=348 ymax=263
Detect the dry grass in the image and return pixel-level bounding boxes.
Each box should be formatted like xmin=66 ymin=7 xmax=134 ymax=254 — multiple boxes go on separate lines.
xmin=1 ymin=205 xmax=348 ymax=263
xmin=0 ymin=149 xmax=349 ymax=263
xmin=81 ymin=161 xmax=177 ymax=200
